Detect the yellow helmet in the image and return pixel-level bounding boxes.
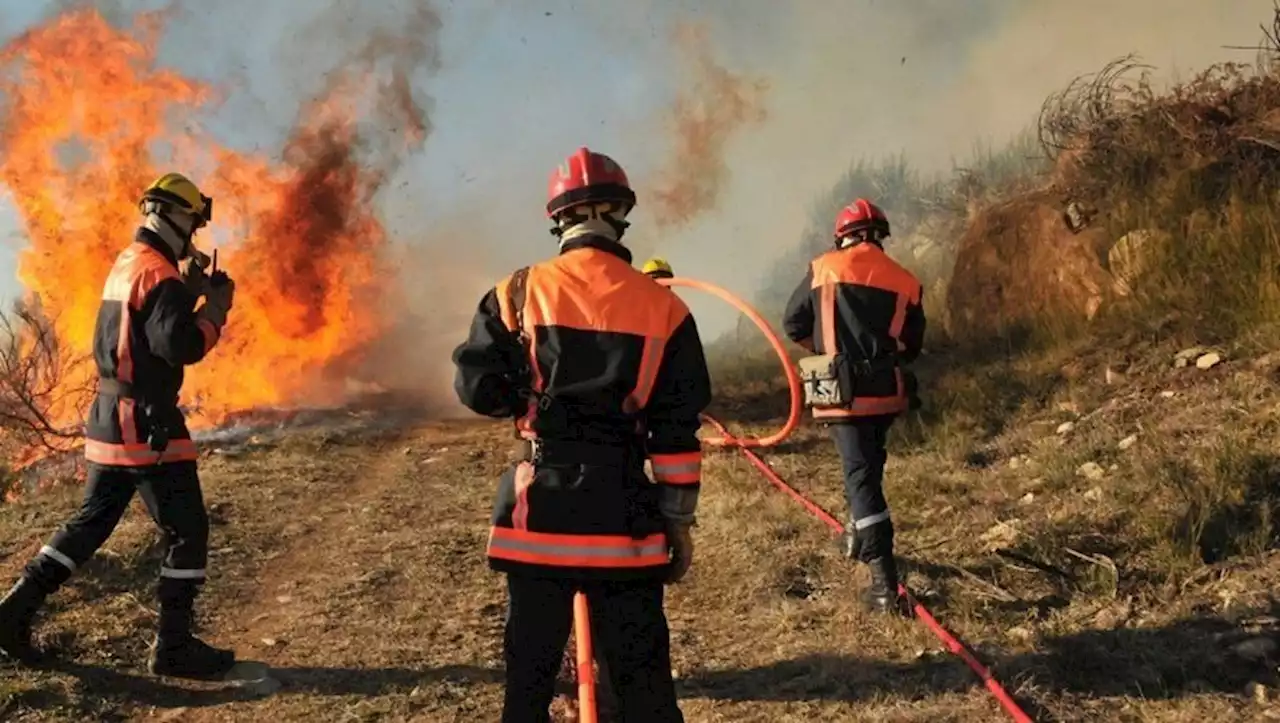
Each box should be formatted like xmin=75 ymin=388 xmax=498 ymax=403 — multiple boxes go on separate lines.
xmin=140 ymin=172 xmax=212 ymax=229
xmin=642 ymin=257 xmax=674 ymax=279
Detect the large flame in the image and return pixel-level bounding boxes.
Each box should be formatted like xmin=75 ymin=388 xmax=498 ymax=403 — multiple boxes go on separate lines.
xmin=0 ymin=7 xmax=432 ymax=441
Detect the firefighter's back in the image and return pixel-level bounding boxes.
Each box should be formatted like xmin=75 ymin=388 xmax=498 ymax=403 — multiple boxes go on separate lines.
xmin=486 ymin=242 xmax=694 ymax=581
xmin=459 ymin=147 xmax=700 ymax=722
xmin=511 ymin=244 xmax=690 ymax=446
xmin=813 ymin=243 xmax=920 ymax=353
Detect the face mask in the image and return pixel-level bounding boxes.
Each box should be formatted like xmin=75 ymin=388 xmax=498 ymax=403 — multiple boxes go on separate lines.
xmin=142 ymin=210 xmax=196 ymax=260
xmin=555 ymin=202 xmax=632 ymax=244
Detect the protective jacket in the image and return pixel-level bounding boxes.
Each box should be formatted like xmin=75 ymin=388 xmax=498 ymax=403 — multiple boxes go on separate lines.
xmin=782 ymin=241 xmax=925 ymax=420
xmin=85 ymin=228 xmax=221 ymax=466
xmin=452 ymin=236 xmax=713 ymax=580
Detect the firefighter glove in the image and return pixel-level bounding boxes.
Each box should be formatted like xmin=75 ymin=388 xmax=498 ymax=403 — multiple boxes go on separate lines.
xmin=198 ymin=278 xmax=235 ymax=329
xmin=206 ymin=275 xmax=236 ymax=314
xmin=180 ymin=258 xmax=210 ymax=298
xmin=665 ymin=522 xmax=694 ymax=585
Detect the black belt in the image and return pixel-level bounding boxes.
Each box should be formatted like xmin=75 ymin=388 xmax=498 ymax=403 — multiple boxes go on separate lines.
xmin=848 ymin=355 xmax=899 ymax=376
xmin=520 ymin=439 xmax=639 ymax=467
xmin=98 ymin=379 xmax=177 ymax=407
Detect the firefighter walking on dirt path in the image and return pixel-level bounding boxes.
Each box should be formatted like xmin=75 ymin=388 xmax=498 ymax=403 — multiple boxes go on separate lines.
xmin=782 ymin=198 xmax=925 ymax=616
xmin=452 ymin=146 xmax=713 ymax=723
xmin=0 ymin=172 xmax=239 ymax=679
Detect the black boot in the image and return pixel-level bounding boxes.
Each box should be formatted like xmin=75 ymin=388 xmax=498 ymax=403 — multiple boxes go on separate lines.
xmin=148 ymin=596 xmax=236 ymax=680
xmin=862 ymin=557 xmax=909 ymax=616
xmin=0 ymin=578 xmax=49 ymax=664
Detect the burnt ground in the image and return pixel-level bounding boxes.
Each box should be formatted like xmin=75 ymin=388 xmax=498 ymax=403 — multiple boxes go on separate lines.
xmin=2 ymin=341 xmax=1280 ymax=722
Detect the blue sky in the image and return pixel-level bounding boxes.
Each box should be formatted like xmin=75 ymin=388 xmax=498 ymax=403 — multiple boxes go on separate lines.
xmin=0 ymin=0 xmax=1271 ymax=337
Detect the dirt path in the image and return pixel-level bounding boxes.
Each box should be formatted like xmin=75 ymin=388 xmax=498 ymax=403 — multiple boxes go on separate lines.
xmin=228 ymin=434 xmax=419 ymax=654
xmin=172 ymin=419 xmax=512 ymax=723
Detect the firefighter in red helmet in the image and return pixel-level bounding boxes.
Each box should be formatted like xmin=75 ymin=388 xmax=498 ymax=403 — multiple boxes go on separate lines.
xmin=781 ymin=198 xmax=925 ymax=616
xmin=451 ymin=147 xmax=712 ymax=722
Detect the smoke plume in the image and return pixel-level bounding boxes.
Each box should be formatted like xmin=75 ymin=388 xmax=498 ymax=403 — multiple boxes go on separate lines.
xmin=644 ymin=22 xmax=769 ymax=232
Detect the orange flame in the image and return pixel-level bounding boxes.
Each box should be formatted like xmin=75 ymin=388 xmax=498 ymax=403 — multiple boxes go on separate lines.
xmin=0 ymin=7 xmax=432 ymax=445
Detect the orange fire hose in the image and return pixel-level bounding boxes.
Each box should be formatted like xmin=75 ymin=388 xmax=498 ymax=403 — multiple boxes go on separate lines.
xmin=656 ymin=276 xmax=803 ymax=448
xmin=573 ymin=592 xmax=599 ymax=723
xmin=654 ymin=275 xmax=1036 ymax=723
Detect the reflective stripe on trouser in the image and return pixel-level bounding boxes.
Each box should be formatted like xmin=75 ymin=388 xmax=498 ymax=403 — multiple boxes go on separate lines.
xmin=160 ymin=566 xmax=207 ymax=580
xmin=501 ymin=574 xmax=684 ymax=723
xmin=488 ymin=527 xmax=669 ymax=569
xmin=22 ymin=543 xmax=80 ymax=592
xmin=26 ymin=461 xmax=210 ymax=594
xmin=830 ymin=418 xmax=895 ymax=563
xmin=38 ymin=545 xmax=76 ymax=572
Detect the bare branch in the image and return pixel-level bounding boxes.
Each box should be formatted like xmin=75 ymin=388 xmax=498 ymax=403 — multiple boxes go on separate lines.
xmin=1037 ymin=54 xmax=1155 ymax=159
xmin=0 ymin=299 xmax=92 ymax=464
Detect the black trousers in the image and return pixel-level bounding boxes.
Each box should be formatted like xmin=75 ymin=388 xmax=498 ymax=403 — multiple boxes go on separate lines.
xmin=502 ymin=573 xmax=683 ymax=723
xmin=829 ymin=415 xmax=896 ymax=562
xmin=23 ymin=461 xmax=210 ymax=607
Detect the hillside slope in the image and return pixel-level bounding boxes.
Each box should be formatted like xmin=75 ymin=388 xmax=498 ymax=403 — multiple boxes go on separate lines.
xmin=1 ymin=337 xmax=1279 ymax=722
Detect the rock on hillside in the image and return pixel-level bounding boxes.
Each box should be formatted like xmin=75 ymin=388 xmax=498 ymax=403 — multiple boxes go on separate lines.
xmin=945 ymin=188 xmax=1115 ymax=341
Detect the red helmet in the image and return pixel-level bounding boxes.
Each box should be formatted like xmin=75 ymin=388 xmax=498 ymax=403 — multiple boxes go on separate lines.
xmin=833 ymin=198 xmax=891 ymax=241
xmin=546 ymin=147 xmax=636 ymax=218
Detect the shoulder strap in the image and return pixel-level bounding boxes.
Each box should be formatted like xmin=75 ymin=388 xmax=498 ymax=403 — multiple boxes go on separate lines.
xmin=507 ymin=266 xmax=530 ymax=342
xmin=504 ymin=266 xmax=553 ymax=427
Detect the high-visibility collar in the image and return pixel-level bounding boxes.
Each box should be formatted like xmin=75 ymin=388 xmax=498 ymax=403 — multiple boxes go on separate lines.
xmin=559 ymin=235 xmax=633 ymax=265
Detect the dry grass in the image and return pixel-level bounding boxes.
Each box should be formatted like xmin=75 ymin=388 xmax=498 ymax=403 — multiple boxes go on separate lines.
xmin=0 ymin=334 xmax=1277 ymax=722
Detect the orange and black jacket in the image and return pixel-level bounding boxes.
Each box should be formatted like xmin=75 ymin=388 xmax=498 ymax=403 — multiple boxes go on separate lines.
xmin=782 ymin=241 xmax=925 ymax=420
xmin=452 ymin=236 xmax=713 ymax=580
xmin=85 ymin=228 xmax=221 ymax=466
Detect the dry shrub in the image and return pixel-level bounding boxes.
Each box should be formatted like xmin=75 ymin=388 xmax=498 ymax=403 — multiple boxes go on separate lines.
xmin=1028 ymin=10 xmax=1280 ymax=344
xmin=0 ymin=299 xmax=93 ymax=500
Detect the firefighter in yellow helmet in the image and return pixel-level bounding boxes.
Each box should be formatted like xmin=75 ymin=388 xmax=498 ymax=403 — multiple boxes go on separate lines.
xmin=0 ymin=172 xmax=239 ymax=679
xmin=642 ymin=257 xmax=674 ymax=280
